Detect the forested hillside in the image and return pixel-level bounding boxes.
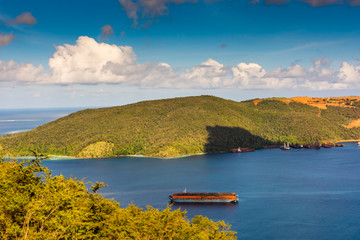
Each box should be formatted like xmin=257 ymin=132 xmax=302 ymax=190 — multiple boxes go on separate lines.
xmin=1 ymin=95 xmax=360 ymax=157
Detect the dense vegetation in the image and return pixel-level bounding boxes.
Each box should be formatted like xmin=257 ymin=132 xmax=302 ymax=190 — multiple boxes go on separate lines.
xmin=0 ymin=155 xmax=237 ymax=239
xmin=1 ymin=95 xmax=360 ymax=157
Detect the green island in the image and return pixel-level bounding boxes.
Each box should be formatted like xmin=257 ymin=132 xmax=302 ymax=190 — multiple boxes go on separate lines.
xmin=0 ymin=154 xmax=236 ymax=239
xmin=1 ymin=95 xmax=360 ymax=158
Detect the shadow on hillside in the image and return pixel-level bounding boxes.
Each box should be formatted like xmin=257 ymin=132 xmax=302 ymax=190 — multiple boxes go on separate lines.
xmin=204 ymin=125 xmax=275 ymax=153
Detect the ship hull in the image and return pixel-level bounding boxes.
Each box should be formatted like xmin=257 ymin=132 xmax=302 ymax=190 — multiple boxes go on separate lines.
xmin=169 ymin=197 xmax=238 ymax=203
xmin=169 ymin=192 xmax=239 ymax=203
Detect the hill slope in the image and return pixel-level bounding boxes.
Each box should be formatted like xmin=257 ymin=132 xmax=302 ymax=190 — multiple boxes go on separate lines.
xmin=1 ymin=95 xmax=360 ymax=157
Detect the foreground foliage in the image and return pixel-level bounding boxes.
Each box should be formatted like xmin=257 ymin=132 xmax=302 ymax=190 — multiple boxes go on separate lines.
xmin=0 ymin=156 xmax=236 ymax=240
xmin=1 ymin=95 xmax=360 ymax=157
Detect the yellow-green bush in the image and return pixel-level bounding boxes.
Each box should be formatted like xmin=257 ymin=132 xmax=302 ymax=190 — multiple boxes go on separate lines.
xmin=0 ymin=157 xmax=237 ymax=239
xmin=78 ymin=141 xmax=114 ymax=158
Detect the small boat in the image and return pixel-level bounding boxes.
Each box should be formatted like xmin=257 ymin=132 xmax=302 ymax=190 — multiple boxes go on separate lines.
xmin=321 ymin=143 xmax=332 ymax=148
xmin=357 ymin=142 xmax=360 ymax=146
xmin=169 ymin=192 xmax=239 ymax=203
xmin=335 ymin=143 xmax=344 ymax=147
xmin=303 ymin=144 xmax=321 ymax=149
xmin=230 ymin=147 xmax=242 ymax=153
xmin=280 ymin=142 xmax=290 ymax=150
xmin=230 ymin=147 xmax=255 ymax=153
xmin=304 ymin=140 xmax=321 ymax=149
xmin=240 ymin=147 xmax=255 ymax=152
xmin=290 ymin=143 xmax=303 ymax=148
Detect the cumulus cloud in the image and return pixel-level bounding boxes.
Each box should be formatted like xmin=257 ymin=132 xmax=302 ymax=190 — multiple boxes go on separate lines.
xmin=176 ymin=59 xmax=230 ymax=88
xmin=118 ymin=0 xmax=197 ymax=27
xmin=4 ymin=36 xmax=176 ymax=86
xmin=0 ymin=33 xmax=15 ymax=47
xmin=100 ymin=25 xmax=114 ymax=39
xmin=263 ymin=59 xmax=350 ymax=90
xmin=310 ymin=58 xmax=330 ymax=71
xmin=231 ymin=63 xmax=268 ymax=88
xmin=338 ymin=62 xmax=360 ymax=83
xmin=0 ymin=36 xmax=360 ymax=91
xmin=8 ymin=12 xmax=37 ymax=26
xmin=0 ymin=60 xmax=44 ymax=83
xmin=48 ymin=36 xmax=146 ymax=84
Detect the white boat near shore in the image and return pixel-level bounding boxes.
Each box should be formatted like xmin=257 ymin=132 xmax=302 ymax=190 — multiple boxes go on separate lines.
xmin=280 ymin=142 xmax=291 ymax=150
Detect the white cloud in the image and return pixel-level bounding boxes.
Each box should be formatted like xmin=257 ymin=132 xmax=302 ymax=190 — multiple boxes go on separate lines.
xmin=48 ymin=36 xmax=176 ymax=86
xmin=0 ymin=36 xmax=360 ymax=91
xmin=283 ymin=65 xmax=305 ymax=78
xmin=338 ymin=62 xmax=360 ymax=83
xmin=0 ymin=36 xmax=176 ymax=86
xmin=230 ymin=63 xmax=269 ymax=89
xmin=48 ymin=36 xmax=137 ymax=84
xmin=176 ymin=59 xmax=229 ymax=88
xmin=0 ymin=60 xmax=43 ymax=83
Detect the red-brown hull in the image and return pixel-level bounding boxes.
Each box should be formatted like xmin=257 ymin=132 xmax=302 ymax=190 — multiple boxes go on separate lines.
xmin=230 ymin=148 xmax=255 ymax=153
xmin=169 ymin=193 xmax=238 ymax=203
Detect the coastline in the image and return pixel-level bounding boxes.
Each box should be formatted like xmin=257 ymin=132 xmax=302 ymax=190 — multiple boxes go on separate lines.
xmin=6 ymin=141 xmax=359 ymax=160
xmin=336 ymin=139 xmax=360 ymax=143
xmin=9 ymin=152 xmax=206 ymax=160
xmin=11 ymin=155 xmax=77 ymax=160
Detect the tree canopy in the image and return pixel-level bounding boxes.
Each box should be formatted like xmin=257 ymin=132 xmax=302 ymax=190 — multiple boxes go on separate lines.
xmin=0 ymin=156 xmax=237 ymax=239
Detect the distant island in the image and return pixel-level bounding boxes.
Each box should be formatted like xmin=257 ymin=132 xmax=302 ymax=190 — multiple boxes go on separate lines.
xmin=1 ymin=95 xmax=360 ymax=158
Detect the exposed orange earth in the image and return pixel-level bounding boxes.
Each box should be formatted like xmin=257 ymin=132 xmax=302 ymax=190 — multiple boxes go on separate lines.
xmin=253 ymin=96 xmax=360 ymax=110
xmin=345 ymin=119 xmax=360 ymax=128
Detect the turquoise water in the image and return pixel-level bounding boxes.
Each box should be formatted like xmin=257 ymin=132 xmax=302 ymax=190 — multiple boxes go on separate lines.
xmin=2 ymin=109 xmax=360 ymax=239
xmin=43 ymin=144 xmax=360 ymax=240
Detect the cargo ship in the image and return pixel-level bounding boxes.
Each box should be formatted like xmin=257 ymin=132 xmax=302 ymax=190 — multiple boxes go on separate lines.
xmin=169 ymin=192 xmax=239 ymax=203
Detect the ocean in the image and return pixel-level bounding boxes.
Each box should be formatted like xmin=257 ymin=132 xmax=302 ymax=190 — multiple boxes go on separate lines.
xmin=1 ymin=108 xmax=360 ymax=240
xmin=0 ymin=108 xmax=82 ymax=135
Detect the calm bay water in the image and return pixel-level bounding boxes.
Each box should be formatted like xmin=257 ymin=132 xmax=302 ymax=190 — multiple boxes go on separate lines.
xmin=42 ymin=146 xmax=360 ymax=240
xmin=2 ymin=109 xmax=360 ymax=239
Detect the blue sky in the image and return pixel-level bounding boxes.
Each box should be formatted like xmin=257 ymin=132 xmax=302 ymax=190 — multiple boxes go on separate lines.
xmin=1 ymin=0 xmax=360 ymax=108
